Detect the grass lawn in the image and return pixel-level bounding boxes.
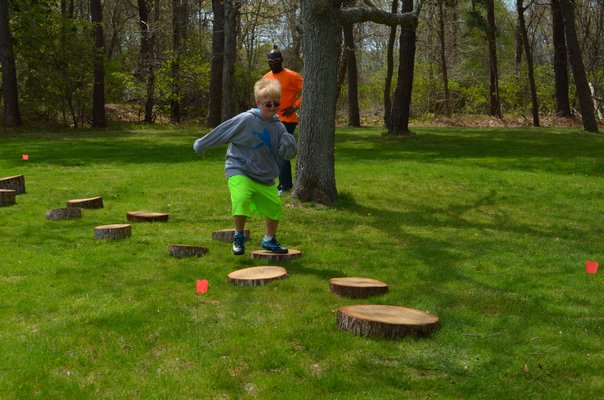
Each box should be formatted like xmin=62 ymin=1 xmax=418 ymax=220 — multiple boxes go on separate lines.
xmin=1 ymin=125 xmax=603 ymax=399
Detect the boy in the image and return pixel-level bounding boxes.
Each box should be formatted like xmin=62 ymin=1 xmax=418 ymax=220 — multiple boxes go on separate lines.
xmin=193 ymin=78 xmax=296 ymax=255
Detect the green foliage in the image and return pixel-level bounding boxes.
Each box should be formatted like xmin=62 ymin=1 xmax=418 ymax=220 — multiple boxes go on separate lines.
xmin=1 ymin=126 xmax=603 ymax=398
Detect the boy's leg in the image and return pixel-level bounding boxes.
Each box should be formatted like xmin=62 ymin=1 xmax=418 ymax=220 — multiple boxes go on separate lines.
xmin=261 ymin=218 xmax=288 ymax=254
xmin=278 ymin=122 xmax=297 ymax=194
xmin=228 ymin=175 xmax=254 ymax=255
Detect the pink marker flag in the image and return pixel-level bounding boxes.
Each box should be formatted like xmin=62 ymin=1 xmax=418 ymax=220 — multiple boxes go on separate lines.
xmin=22 ymin=154 xmax=29 ymax=160
xmin=585 ymin=261 xmax=599 ymax=274
xmin=196 ymin=279 xmax=208 ymax=294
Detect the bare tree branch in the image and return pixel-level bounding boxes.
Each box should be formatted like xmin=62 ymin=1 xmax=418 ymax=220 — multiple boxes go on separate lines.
xmin=338 ymin=0 xmax=423 ymax=26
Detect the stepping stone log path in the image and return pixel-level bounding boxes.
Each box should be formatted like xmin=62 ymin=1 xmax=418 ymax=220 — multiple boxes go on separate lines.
xmin=94 ymin=224 xmax=131 ymax=240
xmin=329 ymin=277 xmax=389 ymax=298
xmin=46 ymin=207 xmax=82 ymax=220
xmin=249 ymin=249 xmax=302 ymax=262
xmin=168 ymin=244 xmax=209 ymax=258
xmin=212 ymin=228 xmax=250 ymax=242
xmin=0 ymin=190 xmax=16 ymax=207
xmin=0 ymin=175 xmax=26 ymax=194
xmin=227 ymin=266 xmax=288 ymax=286
xmin=336 ymin=305 xmax=440 ymax=338
xmin=67 ymin=196 xmax=104 ymax=209
xmin=127 ymin=211 xmax=169 ymax=222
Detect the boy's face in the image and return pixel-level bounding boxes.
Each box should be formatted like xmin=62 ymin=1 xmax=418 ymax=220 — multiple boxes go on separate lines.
xmin=257 ymin=97 xmax=280 ymax=120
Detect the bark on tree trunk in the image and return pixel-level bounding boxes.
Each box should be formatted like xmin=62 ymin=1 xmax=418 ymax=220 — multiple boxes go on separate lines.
xmin=559 ymin=0 xmax=599 ymax=133
xmin=343 ymin=1 xmax=360 ymax=127
xmin=0 ymin=0 xmax=22 ymax=127
xmin=384 ymin=1 xmax=399 ymax=127
xmin=551 ymin=0 xmax=572 ymax=118
xmin=137 ymin=0 xmax=156 ymax=123
xmin=517 ymin=0 xmax=539 ymax=127
xmin=486 ymin=0 xmax=502 ymax=119
xmin=222 ymin=0 xmax=238 ymax=120
xmin=91 ymin=0 xmax=106 ymax=128
xmin=171 ymin=0 xmax=187 ymax=124
xmin=207 ymin=0 xmax=225 ymax=127
xmin=438 ymin=1 xmax=451 ymax=117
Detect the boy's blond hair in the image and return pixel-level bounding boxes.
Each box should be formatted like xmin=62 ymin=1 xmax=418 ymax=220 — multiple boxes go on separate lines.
xmin=254 ymin=78 xmax=281 ymax=101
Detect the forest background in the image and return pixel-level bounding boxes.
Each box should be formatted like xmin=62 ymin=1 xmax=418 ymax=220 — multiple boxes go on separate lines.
xmin=0 ymin=0 xmax=603 ymax=130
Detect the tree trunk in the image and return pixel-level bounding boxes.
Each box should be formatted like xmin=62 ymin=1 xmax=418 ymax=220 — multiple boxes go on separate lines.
xmin=384 ymin=0 xmax=399 ymax=127
xmin=222 ymin=0 xmax=238 ymax=120
xmin=0 ymin=0 xmax=22 ymax=127
xmin=559 ymin=0 xmax=599 ymax=133
xmin=171 ymin=0 xmax=187 ymax=123
xmin=387 ymin=0 xmax=416 ymax=135
xmin=91 ymin=0 xmax=106 ymax=128
xmin=438 ymin=1 xmax=451 ymax=117
xmin=485 ymin=0 xmax=502 ymax=118
xmin=343 ymin=23 xmax=360 ymax=127
xmin=207 ymin=0 xmax=225 ymax=127
xmin=551 ymin=0 xmax=571 ymax=118
xmin=516 ymin=0 xmax=539 ymax=127
xmin=137 ymin=0 xmax=156 ymax=123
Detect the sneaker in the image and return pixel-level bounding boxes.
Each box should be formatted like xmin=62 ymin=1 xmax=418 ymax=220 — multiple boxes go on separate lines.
xmin=260 ymin=237 xmax=288 ymax=254
xmin=232 ymin=231 xmax=245 ymax=255
xmin=278 ymin=188 xmax=291 ymax=197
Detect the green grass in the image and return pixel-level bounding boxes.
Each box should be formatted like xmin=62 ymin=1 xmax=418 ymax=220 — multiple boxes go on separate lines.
xmin=1 ymin=125 xmax=603 ymax=399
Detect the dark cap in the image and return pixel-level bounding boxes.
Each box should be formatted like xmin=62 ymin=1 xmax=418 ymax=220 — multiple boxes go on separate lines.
xmin=267 ymin=45 xmax=282 ymax=61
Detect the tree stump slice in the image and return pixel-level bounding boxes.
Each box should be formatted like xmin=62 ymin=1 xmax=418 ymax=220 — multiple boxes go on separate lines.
xmin=227 ymin=266 xmax=288 ymax=286
xmin=126 ymin=211 xmax=169 ymax=222
xmin=329 ymin=277 xmax=389 ymax=298
xmin=67 ymin=196 xmax=104 ymax=209
xmin=337 ymin=305 xmax=440 ymax=339
xmin=212 ymin=228 xmax=250 ymax=242
xmin=94 ymin=224 xmax=131 ymax=240
xmin=0 ymin=189 xmax=17 ymax=207
xmin=249 ymin=249 xmax=302 ymax=262
xmin=168 ymin=244 xmax=209 ymax=258
xmin=46 ymin=207 xmax=82 ymax=221
xmin=0 ymin=175 xmax=26 ymax=194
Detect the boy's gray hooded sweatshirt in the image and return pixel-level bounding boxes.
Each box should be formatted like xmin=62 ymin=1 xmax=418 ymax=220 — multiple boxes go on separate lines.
xmin=193 ymin=109 xmax=296 ymax=185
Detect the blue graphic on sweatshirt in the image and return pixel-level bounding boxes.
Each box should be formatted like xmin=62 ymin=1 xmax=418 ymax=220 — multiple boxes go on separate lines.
xmin=252 ymin=129 xmax=273 ymax=151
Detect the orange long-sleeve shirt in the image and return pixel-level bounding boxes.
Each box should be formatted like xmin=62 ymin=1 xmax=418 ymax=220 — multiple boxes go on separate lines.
xmin=264 ymin=68 xmax=303 ymax=124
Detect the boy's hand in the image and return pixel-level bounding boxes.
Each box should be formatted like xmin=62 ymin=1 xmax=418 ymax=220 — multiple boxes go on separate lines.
xmin=281 ymin=106 xmax=297 ymax=116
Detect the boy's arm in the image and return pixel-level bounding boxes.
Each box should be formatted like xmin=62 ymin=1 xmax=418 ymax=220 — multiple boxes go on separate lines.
xmin=193 ymin=115 xmax=246 ymax=156
xmin=278 ymin=130 xmax=297 ymax=161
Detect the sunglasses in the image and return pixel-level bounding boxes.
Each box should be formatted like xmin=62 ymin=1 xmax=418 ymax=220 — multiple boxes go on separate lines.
xmin=260 ymin=101 xmax=280 ymax=108
xmin=268 ymin=58 xmax=282 ymax=63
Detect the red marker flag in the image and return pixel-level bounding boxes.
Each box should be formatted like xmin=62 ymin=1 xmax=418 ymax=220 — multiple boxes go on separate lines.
xmin=22 ymin=154 xmax=29 ymax=160
xmin=196 ymin=279 xmax=208 ymax=294
xmin=586 ymin=261 xmax=599 ymax=274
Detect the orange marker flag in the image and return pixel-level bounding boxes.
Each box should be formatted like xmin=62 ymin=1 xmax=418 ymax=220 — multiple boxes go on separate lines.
xmin=196 ymin=279 xmax=208 ymax=294
xmin=22 ymin=154 xmax=29 ymax=160
xmin=586 ymin=261 xmax=598 ymax=274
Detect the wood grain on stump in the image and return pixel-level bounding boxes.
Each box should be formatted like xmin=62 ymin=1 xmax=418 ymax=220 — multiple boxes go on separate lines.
xmin=126 ymin=211 xmax=169 ymax=222
xmin=337 ymin=305 xmax=440 ymax=339
xmin=46 ymin=207 xmax=82 ymax=220
xmin=0 ymin=189 xmax=16 ymax=207
xmin=249 ymin=249 xmax=302 ymax=262
xmin=212 ymin=228 xmax=250 ymax=242
xmin=0 ymin=175 xmax=26 ymax=194
xmin=94 ymin=224 xmax=131 ymax=240
xmin=227 ymin=266 xmax=288 ymax=286
xmin=329 ymin=277 xmax=389 ymax=298
xmin=67 ymin=196 xmax=104 ymax=209
xmin=168 ymin=244 xmax=209 ymax=258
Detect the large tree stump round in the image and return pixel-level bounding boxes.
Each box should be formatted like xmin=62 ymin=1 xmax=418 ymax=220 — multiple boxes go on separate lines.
xmin=336 ymin=305 xmax=440 ymax=339
xmin=329 ymin=277 xmax=389 ymax=298
xmin=227 ymin=266 xmax=288 ymax=286
xmin=168 ymin=244 xmax=209 ymax=258
xmin=249 ymin=249 xmax=302 ymax=262
xmin=0 ymin=189 xmax=16 ymax=207
xmin=126 ymin=211 xmax=169 ymax=222
xmin=46 ymin=207 xmax=82 ymax=221
xmin=67 ymin=196 xmax=104 ymax=209
xmin=212 ymin=228 xmax=250 ymax=243
xmin=0 ymin=175 xmax=26 ymax=194
xmin=94 ymin=224 xmax=131 ymax=240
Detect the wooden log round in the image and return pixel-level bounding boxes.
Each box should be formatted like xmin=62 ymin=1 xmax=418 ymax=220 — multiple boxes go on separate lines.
xmin=212 ymin=228 xmax=250 ymax=243
xmin=67 ymin=196 xmax=104 ymax=209
xmin=126 ymin=211 xmax=169 ymax=222
xmin=0 ymin=175 xmax=26 ymax=194
xmin=249 ymin=249 xmax=302 ymax=262
xmin=227 ymin=266 xmax=288 ymax=286
xmin=46 ymin=207 xmax=82 ymax=221
xmin=336 ymin=305 xmax=440 ymax=339
xmin=329 ymin=277 xmax=389 ymax=298
xmin=94 ymin=224 xmax=131 ymax=240
xmin=0 ymin=189 xmax=17 ymax=207
xmin=168 ymin=244 xmax=209 ymax=258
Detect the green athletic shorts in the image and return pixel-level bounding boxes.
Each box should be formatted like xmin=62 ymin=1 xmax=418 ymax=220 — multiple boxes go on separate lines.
xmin=228 ymin=174 xmax=282 ymax=220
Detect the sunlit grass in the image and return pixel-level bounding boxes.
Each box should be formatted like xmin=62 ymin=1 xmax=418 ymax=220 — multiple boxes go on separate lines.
xmin=1 ymin=125 xmax=603 ymax=399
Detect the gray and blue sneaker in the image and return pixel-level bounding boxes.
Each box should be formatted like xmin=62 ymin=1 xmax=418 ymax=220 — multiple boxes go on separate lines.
xmin=232 ymin=231 xmax=245 ymax=255
xmin=260 ymin=237 xmax=288 ymax=254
